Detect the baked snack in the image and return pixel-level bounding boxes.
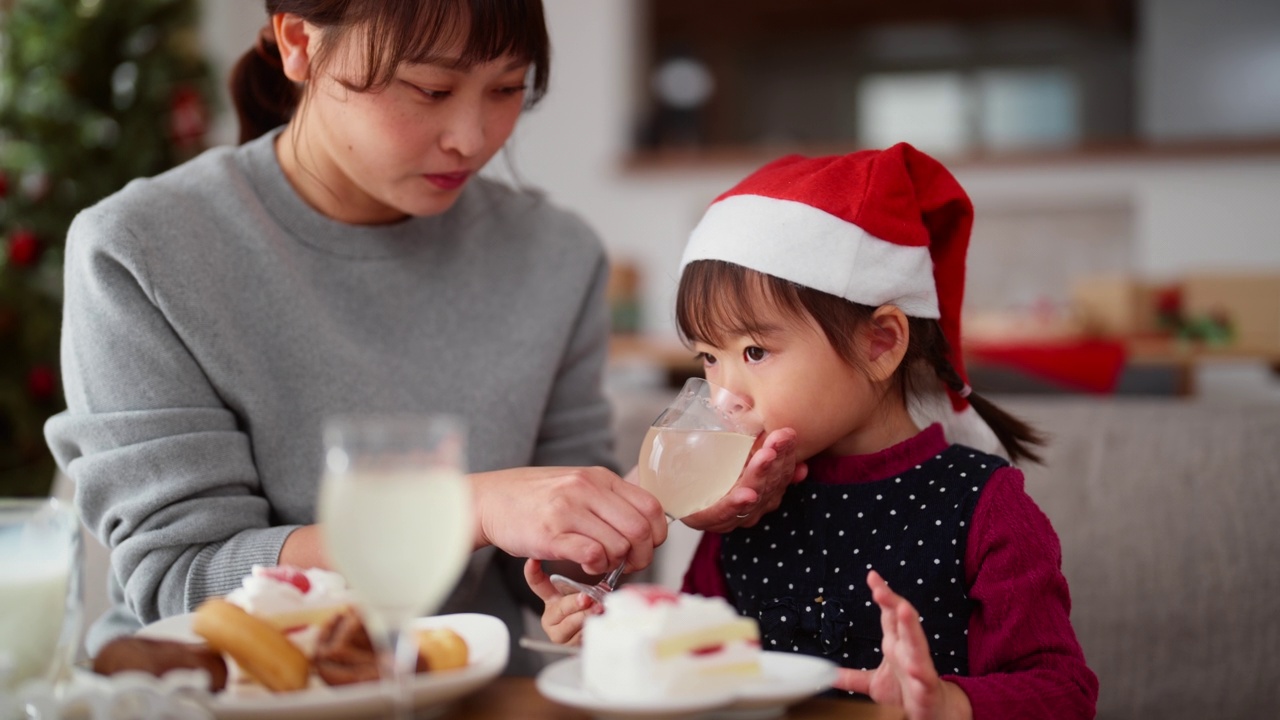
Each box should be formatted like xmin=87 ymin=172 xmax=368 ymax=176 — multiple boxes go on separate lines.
xmin=313 ymin=608 xmax=472 ymax=685
xmin=413 ymin=627 xmax=469 ymax=671
xmin=312 ymin=607 xmax=379 ymax=686
xmin=192 ymin=598 xmax=310 ymax=692
xmin=581 ymin=585 xmax=761 ymax=701
xmin=92 ymin=636 xmax=228 ymax=692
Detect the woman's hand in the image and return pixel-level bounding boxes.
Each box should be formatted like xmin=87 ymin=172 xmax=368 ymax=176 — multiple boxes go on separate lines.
xmin=470 ymin=466 xmax=667 ymax=575
xmin=681 ymin=428 xmax=805 ymax=533
xmin=524 ymin=558 xmax=600 ymax=645
xmin=833 ymin=571 xmax=973 ymax=720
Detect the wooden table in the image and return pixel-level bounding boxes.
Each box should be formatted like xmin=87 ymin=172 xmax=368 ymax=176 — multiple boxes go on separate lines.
xmin=437 ymin=677 xmax=904 ymax=719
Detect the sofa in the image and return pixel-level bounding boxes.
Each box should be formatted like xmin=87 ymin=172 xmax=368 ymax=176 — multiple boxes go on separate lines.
xmin=611 ymin=387 xmax=1280 ymax=719
xmin=1000 ymin=397 xmax=1280 ymax=719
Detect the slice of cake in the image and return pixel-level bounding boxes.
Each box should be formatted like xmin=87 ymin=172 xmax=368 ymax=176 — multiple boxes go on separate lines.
xmin=223 ymin=564 xmax=353 ymax=679
xmin=581 ymin=585 xmax=761 ymax=702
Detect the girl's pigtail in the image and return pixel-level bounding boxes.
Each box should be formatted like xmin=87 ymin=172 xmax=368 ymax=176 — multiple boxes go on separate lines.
xmin=919 ymin=321 xmax=1047 ymax=465
xmin=229 ymin=24 xmax=299 ymax=144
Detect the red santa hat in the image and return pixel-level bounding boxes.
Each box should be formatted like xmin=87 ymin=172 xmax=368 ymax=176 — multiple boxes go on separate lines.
xmin=679 ymin=142 xmax=1002 ymax=456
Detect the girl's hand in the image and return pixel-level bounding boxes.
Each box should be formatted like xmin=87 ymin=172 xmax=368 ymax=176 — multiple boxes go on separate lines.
xmin=682 ymin=428 xmax=805 ymax=533
xmin=470 ymin=466 xmax=667 ymax=576
xmin=524 ymin=558 xmax=601 ymax=644
xmin=833 ymin=571 xmax=973 ymax=720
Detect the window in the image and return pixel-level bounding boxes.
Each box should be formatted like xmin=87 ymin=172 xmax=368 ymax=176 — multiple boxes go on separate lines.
xmin=637 ymin=0 xmax=1133 ymax=155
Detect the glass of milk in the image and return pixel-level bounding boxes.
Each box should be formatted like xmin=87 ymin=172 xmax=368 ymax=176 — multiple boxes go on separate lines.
xmin=317 ymin=414 xmax=471 ymax=720
xmin=0 ymin=498 xmax=82 ymax=691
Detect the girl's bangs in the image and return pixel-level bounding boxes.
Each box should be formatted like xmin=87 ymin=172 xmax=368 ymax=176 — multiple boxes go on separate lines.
xmin=675 ymin=261 xmax=809 ymax=348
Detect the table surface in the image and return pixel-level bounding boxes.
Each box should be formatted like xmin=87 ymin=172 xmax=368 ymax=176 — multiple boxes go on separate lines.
xmin=437 ymin=677 xmax=905 ymax=720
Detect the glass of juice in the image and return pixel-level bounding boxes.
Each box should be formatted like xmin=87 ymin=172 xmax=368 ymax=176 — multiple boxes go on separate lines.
xmin=551 ymin=377 xmax=763 ymax=602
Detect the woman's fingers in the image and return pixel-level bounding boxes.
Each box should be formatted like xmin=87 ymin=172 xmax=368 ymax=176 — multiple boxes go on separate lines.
xmin=603 ymin=478 xmax=668 ymax=566
xmin=472 ymin=466 xmax=665 ymax=573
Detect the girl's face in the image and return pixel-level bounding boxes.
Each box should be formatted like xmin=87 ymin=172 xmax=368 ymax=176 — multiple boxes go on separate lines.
xmin=693 ymin=303 xmax=915 ymax=460
xmin=284 ymin=24 xmax=530 ymax=224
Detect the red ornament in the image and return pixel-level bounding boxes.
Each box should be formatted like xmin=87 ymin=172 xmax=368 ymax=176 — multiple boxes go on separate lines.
xmin=27 ymin=365 xmax=58 ymax=401
xmin=0 ymin=171 xmax=8 ymax=199
xmin=8 ymin=229 xmax=40 ymax=266
xmin=169 ymin=85 xmax=209 ymax=147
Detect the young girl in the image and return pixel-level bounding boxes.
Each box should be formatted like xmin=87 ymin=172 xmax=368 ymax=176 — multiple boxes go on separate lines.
xmin=532 ymin=144 xmax=1098 ymax=718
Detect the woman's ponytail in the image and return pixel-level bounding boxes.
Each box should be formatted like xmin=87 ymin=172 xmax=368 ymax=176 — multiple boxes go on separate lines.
xmin=229 ymin=24 xmax=299 ymax=144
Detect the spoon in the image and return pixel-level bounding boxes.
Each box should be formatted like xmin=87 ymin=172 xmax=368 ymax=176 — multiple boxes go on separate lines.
xmin=518 ymin=637 xmax=581 ymax=655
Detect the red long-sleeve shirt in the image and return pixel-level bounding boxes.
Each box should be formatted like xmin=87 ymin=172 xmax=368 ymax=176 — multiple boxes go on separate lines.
xmin=682 ymin=426 xmax=1098 ymax=719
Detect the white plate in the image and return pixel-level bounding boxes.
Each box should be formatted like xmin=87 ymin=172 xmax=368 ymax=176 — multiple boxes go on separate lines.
xmin=136 ymin=612 xmax=508 ymax=720
xmin=535 ymin=651 xmax=838 ymax=720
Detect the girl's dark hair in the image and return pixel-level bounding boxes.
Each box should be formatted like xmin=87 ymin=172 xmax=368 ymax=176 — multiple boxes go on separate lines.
xmin=230 ymin=0 xmax=551 ymax=144
xmin=676 ymin=260 xmax=1046 ymax=464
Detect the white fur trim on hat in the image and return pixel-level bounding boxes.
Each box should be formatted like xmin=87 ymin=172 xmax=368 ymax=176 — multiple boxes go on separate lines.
xmin=681 ymin=195 xmax=941 ymax=318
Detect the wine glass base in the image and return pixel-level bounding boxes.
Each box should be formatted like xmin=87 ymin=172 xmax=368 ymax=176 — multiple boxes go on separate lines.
xmin=548 ymin=573 xmax=609 ymax=605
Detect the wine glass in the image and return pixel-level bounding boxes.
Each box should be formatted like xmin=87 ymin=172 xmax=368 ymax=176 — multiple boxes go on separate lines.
xmin=317 ymin=414 xmax=472 ymax=720
xmin=550 ymin=377 xmax=763 ymax=603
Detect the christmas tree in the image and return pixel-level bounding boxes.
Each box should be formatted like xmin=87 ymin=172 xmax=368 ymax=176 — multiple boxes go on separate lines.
xmin=1 ymin=0 xmax=213 ymax=496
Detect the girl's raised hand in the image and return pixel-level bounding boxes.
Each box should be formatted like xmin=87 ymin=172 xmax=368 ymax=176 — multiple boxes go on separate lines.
xmin=682 ymin=428 xmax=805 ymax=533
xmin=524 ymin=558 xmax=601 ymax=645
xmin=833 ymin=571 xmax=973 ymax=720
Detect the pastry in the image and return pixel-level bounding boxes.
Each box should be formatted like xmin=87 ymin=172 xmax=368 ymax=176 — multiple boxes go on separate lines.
xmin=312 ymin=607 xmax=380 ymax=686
xmin=92 ymin=636 xmax=228 ymax=692
xmin=413 ymin=627 xmax=469 ymax=671
xmin=192 ymin=598 xmax=310 ymax=692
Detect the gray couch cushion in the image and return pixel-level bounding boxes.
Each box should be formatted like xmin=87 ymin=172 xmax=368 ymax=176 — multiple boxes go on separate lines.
xmin=1005 ymin=398 xmax=1280 ymax=719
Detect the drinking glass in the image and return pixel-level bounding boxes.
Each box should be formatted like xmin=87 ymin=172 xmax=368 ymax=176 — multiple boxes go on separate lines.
xmin=0 ymin=498 xmax=82 ymax=692
xmin=317 ymin=414 xmax=472 ymax=720
xmin=551 ymin=377 xmax=763 ymax=602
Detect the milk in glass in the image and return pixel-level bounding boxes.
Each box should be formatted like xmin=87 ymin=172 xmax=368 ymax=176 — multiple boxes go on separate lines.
xmin=0 ymin=500 xmax=78 ymax=690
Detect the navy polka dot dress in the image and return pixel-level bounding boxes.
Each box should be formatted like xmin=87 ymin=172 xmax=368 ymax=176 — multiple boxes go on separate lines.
xmin=721 ymin=440 xmax=1006 ymax=677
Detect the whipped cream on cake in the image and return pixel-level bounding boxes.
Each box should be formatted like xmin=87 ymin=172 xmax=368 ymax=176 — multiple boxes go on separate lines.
xmin=225 ymin=565 xmax=352 ymax=662
xmin=581 ymin=585 xmax=761 ymax=702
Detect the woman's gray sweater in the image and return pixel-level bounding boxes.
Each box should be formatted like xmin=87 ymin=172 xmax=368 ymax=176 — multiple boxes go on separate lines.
xmin=45 ymin=131 xmax=616 ymax=673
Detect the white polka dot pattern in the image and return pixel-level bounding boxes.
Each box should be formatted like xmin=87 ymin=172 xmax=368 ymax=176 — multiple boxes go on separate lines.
xmin=720 ymin=443 xmax=1006 ymax=679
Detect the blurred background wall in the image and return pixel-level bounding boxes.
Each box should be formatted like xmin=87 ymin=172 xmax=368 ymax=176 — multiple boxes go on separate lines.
xmin=196 ymin=0 xmax=1280 ymax=349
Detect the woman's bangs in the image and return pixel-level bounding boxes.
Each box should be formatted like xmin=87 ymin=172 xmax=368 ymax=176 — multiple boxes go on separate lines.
xmin=365 ymin=0 xmax=548 ymax=96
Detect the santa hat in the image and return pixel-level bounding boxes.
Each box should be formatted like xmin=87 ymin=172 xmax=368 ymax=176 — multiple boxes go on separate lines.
xmin=679 ymin=142 xmax=1003 ymax=457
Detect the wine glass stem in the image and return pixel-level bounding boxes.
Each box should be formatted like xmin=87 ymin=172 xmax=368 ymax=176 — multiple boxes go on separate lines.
xmin=379 ymin=626 xmax=416 ymax=720
xmin=602 ymin=561 xmax=627 ymax=591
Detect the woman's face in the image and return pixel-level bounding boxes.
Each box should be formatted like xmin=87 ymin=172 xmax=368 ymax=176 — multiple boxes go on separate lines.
xmin=287 ymin=25 xmax=530 ymax=224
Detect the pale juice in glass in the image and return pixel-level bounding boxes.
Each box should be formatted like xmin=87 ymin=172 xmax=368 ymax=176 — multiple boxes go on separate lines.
xmin=637 ymin=426 xmax=756 ymax=518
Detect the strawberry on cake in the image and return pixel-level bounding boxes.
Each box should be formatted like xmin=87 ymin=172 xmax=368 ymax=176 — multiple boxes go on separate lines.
xmin=581 ymin=585 xmax=761 ymax=702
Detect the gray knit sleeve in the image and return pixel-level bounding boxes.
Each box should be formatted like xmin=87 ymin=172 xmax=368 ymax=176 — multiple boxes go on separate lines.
xmin=530 ymin=247 xmax=619 ymax=474
xmin=45 ymin=206 xmax=295 ymax=626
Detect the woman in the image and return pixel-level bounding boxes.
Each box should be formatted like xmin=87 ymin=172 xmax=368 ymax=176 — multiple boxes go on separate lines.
xmin=45 ymin=0 xmax=800 ymax=673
